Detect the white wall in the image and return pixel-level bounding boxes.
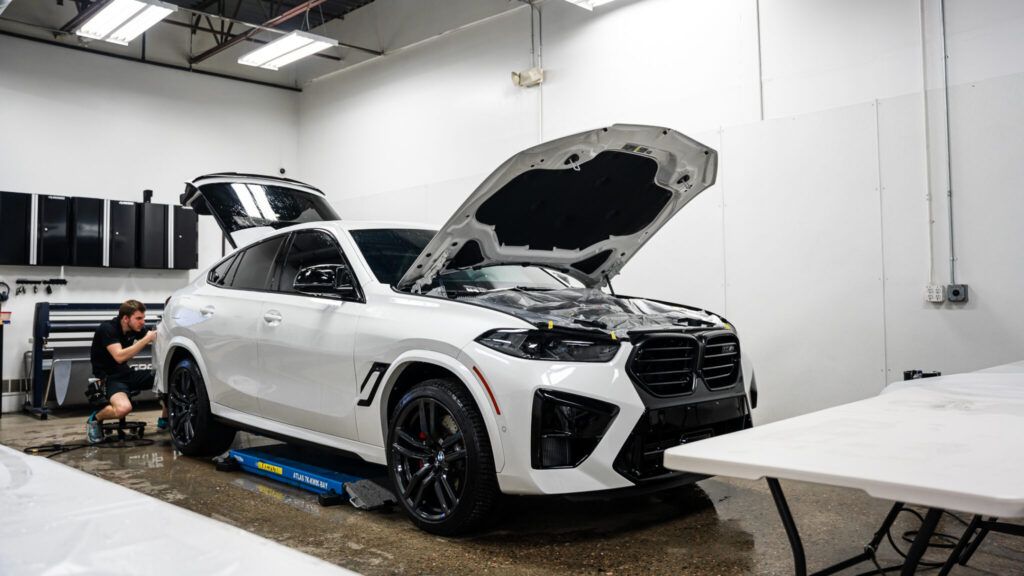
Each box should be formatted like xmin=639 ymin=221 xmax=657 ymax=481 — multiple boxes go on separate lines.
xmin=0 ymin=33 xmax=299 ymax=391
xmin=297 ymin=0 xmax=1024 ymax=423
xmin=299 ymin=6 xmax=540 ymax=221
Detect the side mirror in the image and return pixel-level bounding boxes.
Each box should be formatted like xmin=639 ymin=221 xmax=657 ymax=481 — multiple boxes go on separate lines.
xmin=293 ymin=265 xmax=359 ymax=299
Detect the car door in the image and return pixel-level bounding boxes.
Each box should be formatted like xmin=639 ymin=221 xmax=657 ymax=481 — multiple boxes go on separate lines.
xmin=257 ymin=229 xmax=363 ymax=439
xmin=188 ymin=235 xmax=287 ymax=415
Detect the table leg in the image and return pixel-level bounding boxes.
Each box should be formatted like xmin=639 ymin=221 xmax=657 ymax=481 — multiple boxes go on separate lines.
xmin=767 ymin=477 xmax=808 ymax=576
xmin=940 ymin=515 xmax=981 ymax=576
xmin=900 ymin=508 xmax=943 ymax=576
xmin=959 ymin=518 xmax=992 ymax=565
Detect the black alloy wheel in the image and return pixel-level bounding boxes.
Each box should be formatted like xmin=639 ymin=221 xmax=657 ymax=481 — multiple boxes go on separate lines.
xmin=168 ymin=357 xmax=235 ymax=457
xmin=388 ymin=378 xmax=498 ymax=535
xmin=392 ymin=397 xmax=468 ymax=521
xmin=168 ymin=365 xmax=198 ymax=446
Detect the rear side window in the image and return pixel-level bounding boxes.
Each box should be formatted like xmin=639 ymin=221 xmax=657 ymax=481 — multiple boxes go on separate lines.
xmin=207 ymin=255 xmax=236 ymax=286
xmin=278 ymin=230 xmax=347 ymax=294
xmin=231 ymin=236 xmax=287 ymax=291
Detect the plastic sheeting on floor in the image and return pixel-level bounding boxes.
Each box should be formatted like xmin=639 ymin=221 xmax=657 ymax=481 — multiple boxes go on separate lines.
xmin=0 ymin=444 xmax=359 ymax=576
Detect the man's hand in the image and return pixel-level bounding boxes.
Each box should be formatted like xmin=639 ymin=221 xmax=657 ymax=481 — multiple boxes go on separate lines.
xmin=106 ymin=329 xmax=158 ymax=364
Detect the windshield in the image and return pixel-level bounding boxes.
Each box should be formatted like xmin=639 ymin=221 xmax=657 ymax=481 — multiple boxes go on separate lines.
xmin=430 ymin=266 xmax=581 ymax=296
xmin=198 ymin=182 xmax=339 ymax=233
xmin=350 ymin=227 xmax=582 ymax=293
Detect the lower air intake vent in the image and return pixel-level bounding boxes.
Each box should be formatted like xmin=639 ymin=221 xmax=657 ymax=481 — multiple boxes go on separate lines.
xmin=701 ymin=332 xmax=740 ymax=389
xmin=627 ymin=335 xmax=699 ymax=397
xmin=613 ymin=396 xmax=751 ymax=482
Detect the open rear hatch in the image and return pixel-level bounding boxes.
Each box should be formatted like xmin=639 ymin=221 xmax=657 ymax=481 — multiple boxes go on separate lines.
xmin=180 ymin=172 xmax=340 ymax=248
xmin=396 ymin=124 xmax=718 ymax=292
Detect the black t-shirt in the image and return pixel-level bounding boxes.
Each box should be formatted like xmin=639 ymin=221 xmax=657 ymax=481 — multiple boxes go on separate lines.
xmin=90 ymin=317 xmax=149 ymax=378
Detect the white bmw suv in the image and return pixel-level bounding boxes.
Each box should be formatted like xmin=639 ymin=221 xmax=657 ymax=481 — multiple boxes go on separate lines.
xmin=155 ymin=124 xmax=756 ymax=534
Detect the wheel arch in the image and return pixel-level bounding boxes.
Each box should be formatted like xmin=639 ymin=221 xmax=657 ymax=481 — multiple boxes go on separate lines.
xmin=378 ymin=351 xmax=505 ymax=472
xmin=159 ymin=337 xmax=211 ymax=394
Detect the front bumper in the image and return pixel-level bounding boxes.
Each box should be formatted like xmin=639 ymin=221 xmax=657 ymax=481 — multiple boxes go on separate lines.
xmin=461 ymin=337 xmax=751 ymax=496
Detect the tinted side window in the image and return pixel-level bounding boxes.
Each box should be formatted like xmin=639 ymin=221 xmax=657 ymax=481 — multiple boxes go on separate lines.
xmin=231 ymin=236 xmax=287 ymax=291
xmin=279 ymin=231 xmax=346 ymax=294
xmin=207 ymin=254 xmax=236 ymax=286
xmin=223 ymin=253 xmax=243 ymax=286
xmin=350 ymin=228 xmax=435 ymax=286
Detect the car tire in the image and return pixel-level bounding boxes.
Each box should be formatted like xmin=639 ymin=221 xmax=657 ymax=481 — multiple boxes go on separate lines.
xmin=167 ymin=357 xmax=235 ymax=457
xmin=387 ymin=378 xmax=499 ymax=536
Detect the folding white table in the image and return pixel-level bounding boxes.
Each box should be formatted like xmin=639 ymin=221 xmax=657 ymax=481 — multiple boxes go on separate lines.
xmin=663 ymin=362 xmax=1024 ymax=575
xmin=0 ymin=443 xmax=358 ymax=576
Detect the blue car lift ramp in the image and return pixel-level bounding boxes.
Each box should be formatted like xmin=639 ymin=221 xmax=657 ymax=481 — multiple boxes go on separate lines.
xmin=215 ymin=444 xmax=396 ymax=510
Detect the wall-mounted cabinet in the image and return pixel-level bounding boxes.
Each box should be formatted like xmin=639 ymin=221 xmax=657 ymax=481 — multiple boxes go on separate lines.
xmin=0 ymin=193 xmax=198 ymax=270
xmin=0 ymin=191 xmax=32 ymax=265
xmin=173 ymin=206 xmax=198 ymax=270
xmin=71 ymin=197 xmax=104 ymax=267
xmin=37 ymin=195 xmax=71 ymax=266
xmin=137 ymin=203 xmax=168 ymax=269
xmin=108 ymin=200 xmax=137 ymax=268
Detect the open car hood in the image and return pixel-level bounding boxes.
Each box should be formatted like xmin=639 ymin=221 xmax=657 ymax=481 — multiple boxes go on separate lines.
xmin=397 ymin=124 xmax=718 ymax=292
xmin=180 ymin=173 xmax=340 ymax=249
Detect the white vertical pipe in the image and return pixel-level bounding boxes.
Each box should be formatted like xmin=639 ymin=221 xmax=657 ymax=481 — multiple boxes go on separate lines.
xmin=918 ymin=0 xmax=937 ymax=285
xmin=939 ymin=0 xmax=957 ymax=284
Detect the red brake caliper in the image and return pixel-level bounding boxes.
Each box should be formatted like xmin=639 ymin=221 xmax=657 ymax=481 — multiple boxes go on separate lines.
xmin=417 ymin=431 xmax=428 ymax=469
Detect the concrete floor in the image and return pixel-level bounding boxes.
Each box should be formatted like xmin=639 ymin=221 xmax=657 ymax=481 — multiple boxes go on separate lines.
xmin=2 ymin=406 xmax=1021 ymax=575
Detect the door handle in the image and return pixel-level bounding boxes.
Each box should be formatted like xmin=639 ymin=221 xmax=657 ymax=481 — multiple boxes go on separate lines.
xmin=200 ymin=305 xmax=215 ymax=317
xmin=263 ymin=310 xmax=283 ymax=325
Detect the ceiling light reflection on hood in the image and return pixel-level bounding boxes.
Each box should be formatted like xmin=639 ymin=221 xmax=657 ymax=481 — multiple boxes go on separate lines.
xmin=76 ymin=0 xmax=176 ymax=46
xmin=238 ymin=30 xmax=338 ymax=71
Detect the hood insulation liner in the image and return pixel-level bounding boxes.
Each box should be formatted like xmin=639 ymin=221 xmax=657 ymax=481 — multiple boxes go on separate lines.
xmin=476 ymin=151 xmax=671 ymax=252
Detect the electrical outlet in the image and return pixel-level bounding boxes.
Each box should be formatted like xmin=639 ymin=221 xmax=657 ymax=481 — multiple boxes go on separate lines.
xmin=926 ymin=284 xmax=945 ymax=303
xmin=947 ymin=284 xmax=969 ymax=303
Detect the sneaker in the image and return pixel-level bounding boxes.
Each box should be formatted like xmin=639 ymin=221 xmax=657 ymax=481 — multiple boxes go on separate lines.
xmin=86 ymin=412 xmax=104 ymax=444
xmin=157 ymin=417 xmax=169 ymax=431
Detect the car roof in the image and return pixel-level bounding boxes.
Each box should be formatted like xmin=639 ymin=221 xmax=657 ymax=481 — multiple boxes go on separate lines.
xmin=251 ymin=220 xmax=437 ymax=238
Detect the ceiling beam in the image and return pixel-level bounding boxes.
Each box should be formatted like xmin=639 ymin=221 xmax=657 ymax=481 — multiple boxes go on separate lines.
xmin=163 ymin=17 xmax=342 ymax=61
xmin=188 ymin=0 xmax=327 ymax=66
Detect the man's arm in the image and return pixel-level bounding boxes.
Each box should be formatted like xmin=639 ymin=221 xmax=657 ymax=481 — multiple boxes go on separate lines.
xmin=105 ymin=330 xmax=157 ymax=364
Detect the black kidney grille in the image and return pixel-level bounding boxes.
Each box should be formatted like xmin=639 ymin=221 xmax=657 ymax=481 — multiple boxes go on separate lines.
xmin=628 ymin=335 xmax=699 ymax=396
xmin=702 ymin=333 xmax=740 ymax=389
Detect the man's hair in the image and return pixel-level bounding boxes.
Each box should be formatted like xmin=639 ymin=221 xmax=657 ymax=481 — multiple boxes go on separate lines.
xmin=118 ymin=299 xmax=146 ymax=321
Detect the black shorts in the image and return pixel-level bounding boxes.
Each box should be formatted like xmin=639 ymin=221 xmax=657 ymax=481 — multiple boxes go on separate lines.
xmin=102 ymin=370 xmax=155 ymax=400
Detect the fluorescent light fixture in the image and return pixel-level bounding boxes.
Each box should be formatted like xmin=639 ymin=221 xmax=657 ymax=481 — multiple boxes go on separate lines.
xmin=238 ymin=30 xmax=338 ymax=71
xmin=76 ymin=0 xmax=176 ymax=46
xmin=562 ymin=0 xmax=618 ymax=10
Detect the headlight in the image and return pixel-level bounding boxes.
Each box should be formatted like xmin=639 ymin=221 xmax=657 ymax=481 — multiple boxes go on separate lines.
xmin=476 ymin=329 xmax=620 ymax=362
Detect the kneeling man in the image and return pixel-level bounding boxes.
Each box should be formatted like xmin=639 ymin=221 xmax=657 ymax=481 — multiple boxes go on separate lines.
xmin=86 ymin=299 xmax=164 ymax=444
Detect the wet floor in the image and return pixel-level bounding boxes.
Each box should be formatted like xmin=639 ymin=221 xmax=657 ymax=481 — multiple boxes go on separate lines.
xmin=2 ymin=407 xmax=1021 ymax=575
